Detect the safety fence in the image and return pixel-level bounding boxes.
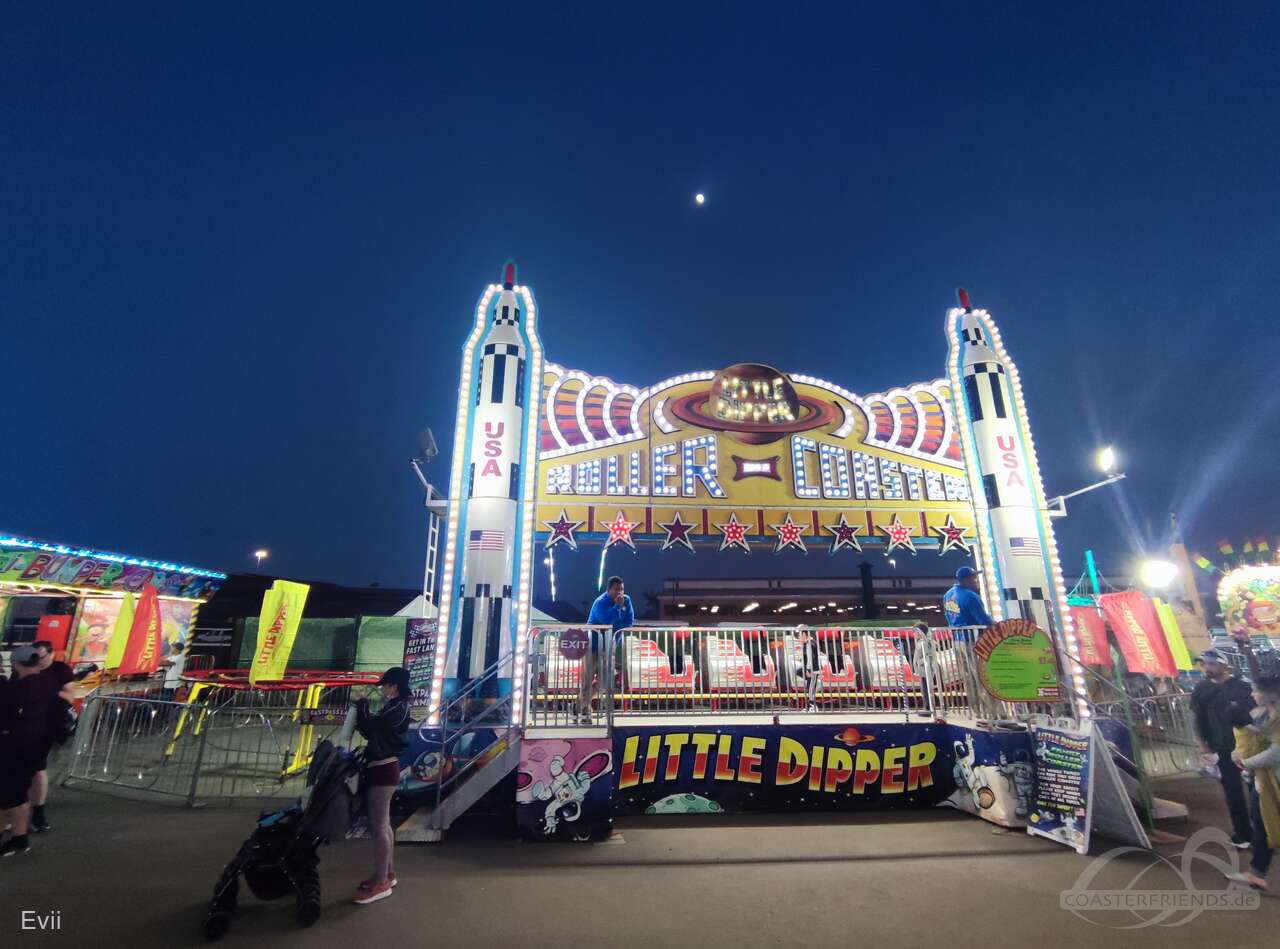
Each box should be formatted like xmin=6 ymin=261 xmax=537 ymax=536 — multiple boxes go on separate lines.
xmin=62 ymin=681 xmax=370 ymax=805
xmin=1090 ymin=691 xmax=1201 ymax=778
xmin=525 ymin=625 xmax=995 ymax=724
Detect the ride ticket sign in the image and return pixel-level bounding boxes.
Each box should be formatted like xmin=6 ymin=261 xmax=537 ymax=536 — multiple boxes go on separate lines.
xmin=975 ymin=618 xmax=1062 ymax=702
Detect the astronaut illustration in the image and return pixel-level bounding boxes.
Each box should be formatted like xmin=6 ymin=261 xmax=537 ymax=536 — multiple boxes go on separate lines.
xmin=532 ymin=756 xmax=591 ymax=833
xmin=997 ymin=749 xmax=1035 ymax=819
xmin=529 ymin=750 xmax=612 ymax=835
xmin=951 ymin=735 xmax=996 ymax=810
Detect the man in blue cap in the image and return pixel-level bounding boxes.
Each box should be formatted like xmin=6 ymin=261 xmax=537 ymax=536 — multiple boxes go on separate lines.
xmin=942 ymin=566 xmax=993 ymax=631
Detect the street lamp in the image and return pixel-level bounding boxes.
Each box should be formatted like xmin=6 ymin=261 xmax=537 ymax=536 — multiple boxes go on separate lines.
xmin=1046 ymin=446 xmax=1127 ymax=518
xmin=253 ymin=549 xmax=268 ymax=569
xmin=1139 ymin=559 xmax=1179 ymax=589
xmin=1097 ymin=446 xmax=1117 ymax=475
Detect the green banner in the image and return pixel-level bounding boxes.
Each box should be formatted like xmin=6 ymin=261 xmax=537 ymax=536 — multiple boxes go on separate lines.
xmin=975 ymin=618 xmax=1062 ymax=702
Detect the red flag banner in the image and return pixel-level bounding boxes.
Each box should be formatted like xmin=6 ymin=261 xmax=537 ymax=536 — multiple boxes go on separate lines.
xmin=1068 ymin=605 xmax=1111 ymax=669
xmin=117 ymin=585 xmax=164 ymax=676
xmin=1097 ymin=591 xmax=1177 ymax=677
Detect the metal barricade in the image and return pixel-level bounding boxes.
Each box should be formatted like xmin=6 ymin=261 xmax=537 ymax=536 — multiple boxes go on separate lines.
xmin=526 ymin=624 xmax=985 ymax=723
xmin=1091 ymin=691 xmax=1200 ymax=777
xmin=525 ymin=625 xmax=614 ymax=728
xmin=64 ymin=685 xmax=367 ymax=805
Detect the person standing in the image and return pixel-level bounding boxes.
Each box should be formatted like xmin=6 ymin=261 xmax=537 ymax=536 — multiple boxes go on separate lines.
xmin=1192 ymin=647 xmax=1255 ymax=848
xmin=1 ymin=645 xmax=71 ymax=856
xmin=942 ymin=567 xmax=993 ymax=632
xmin=583 ymin=576 xmax=634 ymax=724
xmin=911 ymin=621 xmax=936 ymax=716
xmin=796 ymin=629 xmax=821 ymax=712
xmin=26 ymin=641 xmax=76 ymax=833
xmin=352 ymin=667 xmax=410 ymax=905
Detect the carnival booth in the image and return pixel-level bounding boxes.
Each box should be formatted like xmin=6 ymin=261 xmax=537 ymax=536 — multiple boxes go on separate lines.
xmin=0 ymin=532 xmax=225 ymax=671
xmin=386 ymin=265 xmax=1146 ymax=856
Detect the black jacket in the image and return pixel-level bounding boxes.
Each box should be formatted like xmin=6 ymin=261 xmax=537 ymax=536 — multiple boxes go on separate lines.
xmin=1190 ymin=676 xmax=1254 ymax=754
xmin=355 ymin=697 xmax=409 ymax=762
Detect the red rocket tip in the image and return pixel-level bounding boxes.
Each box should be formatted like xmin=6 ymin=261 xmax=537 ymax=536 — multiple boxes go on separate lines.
xmin=956 ymin=288 xmax=971 ymax=311
xmin=502 ymin=261 xmax=516 ymax=289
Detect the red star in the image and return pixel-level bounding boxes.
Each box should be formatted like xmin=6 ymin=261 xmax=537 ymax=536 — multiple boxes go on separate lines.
xmin=715 ymin=512 xmax=752 ymax=552
xmin=603 ymin=510 xmax=637 ymax=549
xmin=824 ymin=513 xmax=863 ymax=554
xmin=879 ymin=514 xmax=916 ymax=555
xmin=932 ymin=515 xmax=971 ymax=555
xmin=771 ymin=513 xmax=807 ymax=553
xmin=658 ymin=511 xmax=696 ymax=552
xmin=543 ymin=509 xmax=583 ymax=550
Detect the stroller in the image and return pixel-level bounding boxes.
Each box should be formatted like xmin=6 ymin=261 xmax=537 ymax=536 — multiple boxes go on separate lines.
xmin=203 ymin=740 xmax=362 ymax=940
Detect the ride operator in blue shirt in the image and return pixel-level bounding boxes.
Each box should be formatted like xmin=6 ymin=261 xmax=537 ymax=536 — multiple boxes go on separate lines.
xmin=942 ymin=566 xmax=994 ymax=636
xmin=581 ymin=575 xmax=635 ymax=723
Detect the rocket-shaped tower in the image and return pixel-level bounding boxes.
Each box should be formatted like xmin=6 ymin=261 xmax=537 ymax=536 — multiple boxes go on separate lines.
xmin=945 ymin=291 xmax=1088 ymax=715
xmin=430 ymin=262 xmax=544 ymax=714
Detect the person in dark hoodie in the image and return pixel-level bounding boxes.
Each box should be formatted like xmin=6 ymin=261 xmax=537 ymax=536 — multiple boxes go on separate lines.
xmin=1191 ymin=647 xmax=1255 ymax=848
xmin=352 ymin=666 xmax=410 ymax=905
xmin=2 ymin=645 xmax=73 ymax=856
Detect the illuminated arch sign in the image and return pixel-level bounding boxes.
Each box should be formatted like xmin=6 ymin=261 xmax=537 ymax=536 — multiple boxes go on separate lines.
xmin=534 ymin=362 xmax=977 ymax=555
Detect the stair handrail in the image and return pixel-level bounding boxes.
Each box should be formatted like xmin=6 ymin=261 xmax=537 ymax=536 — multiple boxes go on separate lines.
xmin=413 ymin=651 xmax=522 ymax=820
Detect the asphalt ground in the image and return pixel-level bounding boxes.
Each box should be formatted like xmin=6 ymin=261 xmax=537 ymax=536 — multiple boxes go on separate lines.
xmin=1 ymin=774 xmax=1275 ymax=948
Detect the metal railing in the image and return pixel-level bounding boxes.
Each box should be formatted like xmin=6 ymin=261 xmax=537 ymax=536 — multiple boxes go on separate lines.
xmin=419 ymin=650 xmax=523 ymax=820
xmin=1091 ymin=690 xmax=1201 ymax=778
xmin=63 ymin=682 xmax=375 ymax=805
xmin=525 ymin=624 xmax=614 ymax=728
xmin=525 ymin=625 xmax=989 ymax=723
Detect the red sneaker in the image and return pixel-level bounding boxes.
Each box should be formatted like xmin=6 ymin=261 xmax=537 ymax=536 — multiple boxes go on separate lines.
xmin=359 ymin=875 xmax=397 ymax=891
xmin=354 ymin=879 xmax=394 ymax=905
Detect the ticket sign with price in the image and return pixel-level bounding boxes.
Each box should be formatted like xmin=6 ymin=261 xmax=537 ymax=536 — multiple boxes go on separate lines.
xmin=975 ymin=618 xmax=1062 ymax=702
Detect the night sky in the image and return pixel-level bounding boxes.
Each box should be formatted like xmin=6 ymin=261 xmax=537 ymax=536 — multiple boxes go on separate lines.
xmin=5 ymin=3 xmax=1278 ymax=598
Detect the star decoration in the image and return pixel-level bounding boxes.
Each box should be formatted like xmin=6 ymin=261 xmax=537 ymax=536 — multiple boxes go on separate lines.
xmin=658 ymin=511 xmax=696 ymax=552
xmin=603 ymin=510 xmax=637 ymax=549
xmin=714 ymin=512 xmax=751 ymax=552
xmin=878 ymin=514 xmax=916 ymax=555
xmin=543 ymin=509 xmax=583 ymax=550
xmin=824 ymin=513 xmax=863 ymax=554
xmin=771 ymin=513 xmax=807 ymax=553
xmin=932 ymin=514 xmax=971 ymax=555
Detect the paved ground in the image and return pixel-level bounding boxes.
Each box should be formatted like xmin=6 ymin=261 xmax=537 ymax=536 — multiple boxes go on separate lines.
xmin=1 ymin=775 xmax=1275 ymax=948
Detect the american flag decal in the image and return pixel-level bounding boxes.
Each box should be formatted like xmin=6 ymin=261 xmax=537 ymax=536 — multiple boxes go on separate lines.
xmin=1009 ymin=536 xmax=1042 ymax=556
xmin=468 ymin=529 xmax=506 ymax=551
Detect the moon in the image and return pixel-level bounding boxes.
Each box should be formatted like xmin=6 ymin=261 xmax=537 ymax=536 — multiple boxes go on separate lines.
xmin=694 ymin=193 xmax=705 ymax=205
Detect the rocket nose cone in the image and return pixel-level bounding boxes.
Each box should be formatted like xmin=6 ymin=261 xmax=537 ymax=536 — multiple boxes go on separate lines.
xmin=956 ymin=288 xmax=971 ymax=311
xmin=502 ymin=260 xmax=516 ymax=290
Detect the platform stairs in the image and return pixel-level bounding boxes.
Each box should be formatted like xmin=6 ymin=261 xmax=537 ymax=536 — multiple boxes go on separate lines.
xmin=400 ymin=653 xmax=527 ymax=842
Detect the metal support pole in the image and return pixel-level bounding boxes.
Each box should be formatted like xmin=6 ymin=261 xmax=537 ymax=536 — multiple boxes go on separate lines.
xmin=187 ymin=706 xmax=213 ymax=808
xmin=1087 ymin=549 xmax=1154 ymax=830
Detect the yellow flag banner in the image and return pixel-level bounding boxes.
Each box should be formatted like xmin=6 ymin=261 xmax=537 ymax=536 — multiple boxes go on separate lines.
xmin=1153 ymin=598 xmax=1195 ymax=672
xmin=104 ymin=593 xmax=137 ymax=670
xmin=249 ymin=580 xmax=310 ymax=684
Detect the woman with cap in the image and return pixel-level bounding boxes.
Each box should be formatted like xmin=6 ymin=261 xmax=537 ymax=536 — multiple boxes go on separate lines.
xmin=352 ymin=666 xmax=410 ymax=904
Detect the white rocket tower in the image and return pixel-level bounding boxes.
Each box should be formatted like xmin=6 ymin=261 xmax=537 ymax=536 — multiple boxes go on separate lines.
xmin=433 ymin=262 xmax=544 ymax=709
xmin=945 ymin=290 xmax=1087 ymax=715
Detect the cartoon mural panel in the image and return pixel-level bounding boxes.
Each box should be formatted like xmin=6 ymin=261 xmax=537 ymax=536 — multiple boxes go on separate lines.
xmin=516 ymin=738 xmax=613 ymax=840
xmin=938 ymin=728 xmax=1035 ymax=827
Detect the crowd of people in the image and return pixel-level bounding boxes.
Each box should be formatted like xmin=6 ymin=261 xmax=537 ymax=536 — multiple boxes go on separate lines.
xmin=1191 ymin=630 xmax=1280 ymax=891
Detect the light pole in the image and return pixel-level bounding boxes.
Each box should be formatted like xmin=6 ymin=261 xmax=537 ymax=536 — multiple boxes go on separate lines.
xmin=1138 ymin=559 xmax=1179 ymax=591
xmin=253 ymin=549 xmax=268 ymax=570
xmin=411 ymin=428 xmax=447 ymax=614
xmin=1046 ymin=446 xmax=1127 ymax=518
